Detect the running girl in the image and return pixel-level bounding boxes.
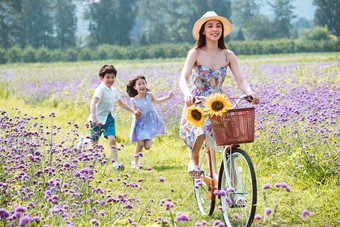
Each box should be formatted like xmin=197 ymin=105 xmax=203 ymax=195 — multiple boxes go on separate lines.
xmin=126 ymin=75 xmax=173 ymax=168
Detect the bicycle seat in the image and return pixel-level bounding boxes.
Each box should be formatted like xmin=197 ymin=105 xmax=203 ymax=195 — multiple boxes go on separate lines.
xmin=204 ymin=135 xmax=223 ymax=152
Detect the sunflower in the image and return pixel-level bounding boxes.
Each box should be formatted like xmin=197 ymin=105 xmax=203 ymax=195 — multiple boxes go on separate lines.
xmin=184 ymin=105 xmax=206 ymax=127
xmin=204 ymin=93 xmax=231 ymax=117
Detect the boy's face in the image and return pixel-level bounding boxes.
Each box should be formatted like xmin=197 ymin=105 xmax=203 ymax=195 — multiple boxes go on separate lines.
xmin=100 ymin=73 xmax=116 ymax=87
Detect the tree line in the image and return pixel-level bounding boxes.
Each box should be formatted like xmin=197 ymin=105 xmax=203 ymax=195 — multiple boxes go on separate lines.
xmin=0 ymin=0 xmax=339 ymax=50
xmin=1 ymin=34 xmax=338 ymax=64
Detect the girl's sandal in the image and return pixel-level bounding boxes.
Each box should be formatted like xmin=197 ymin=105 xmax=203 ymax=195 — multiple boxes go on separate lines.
xmin=230 ymin=195 xmax=247 ymax=208
xmin=188 ymin=164 xmax=201 ymax=179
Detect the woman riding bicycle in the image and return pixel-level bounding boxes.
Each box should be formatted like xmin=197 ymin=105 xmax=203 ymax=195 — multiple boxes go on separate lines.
xmin=178 ymin=11 xmax=260 ymax=179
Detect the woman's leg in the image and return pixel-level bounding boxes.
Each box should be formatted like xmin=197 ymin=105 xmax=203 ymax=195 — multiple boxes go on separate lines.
xmin=189 ymin=134 xmax=205 ymax=177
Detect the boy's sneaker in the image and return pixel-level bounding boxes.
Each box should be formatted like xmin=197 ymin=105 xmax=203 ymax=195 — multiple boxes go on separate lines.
xmin=131 ymin=161 xmax=140 ymax=169
xmin=77 ymin=136 xmax=91 ymax=150
xmin=113 ymin=162 xmax=125 ymax=171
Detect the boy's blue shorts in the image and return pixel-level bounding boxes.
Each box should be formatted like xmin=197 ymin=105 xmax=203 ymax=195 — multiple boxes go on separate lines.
xmin=90 ymin=114 xmax=116 ymax=142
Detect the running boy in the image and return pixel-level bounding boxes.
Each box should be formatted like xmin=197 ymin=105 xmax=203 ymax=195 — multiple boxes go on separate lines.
xmin=88 ymin=64 xmax=141 ymax=171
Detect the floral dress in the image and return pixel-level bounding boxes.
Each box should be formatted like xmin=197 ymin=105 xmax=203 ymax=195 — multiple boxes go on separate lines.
xmin=180 ymin=56 xmax=228 ymax=151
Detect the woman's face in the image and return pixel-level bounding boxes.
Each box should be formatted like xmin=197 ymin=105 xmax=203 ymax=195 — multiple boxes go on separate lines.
xmin=203 ymin=19 xmax=223 ymax=41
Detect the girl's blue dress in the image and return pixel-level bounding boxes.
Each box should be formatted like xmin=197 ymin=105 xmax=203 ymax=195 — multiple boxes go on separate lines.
xmin=130 ymin=92 xmax=166 ymax=144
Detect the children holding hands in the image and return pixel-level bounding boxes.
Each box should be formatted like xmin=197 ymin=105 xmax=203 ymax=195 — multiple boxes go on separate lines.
xmin=87 ymin=65 xmax=172 ymax=171
xmin=88 ymin=65 xmax=141 ymax=171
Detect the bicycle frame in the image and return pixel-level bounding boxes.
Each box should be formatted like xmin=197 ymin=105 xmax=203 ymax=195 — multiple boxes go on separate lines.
xmin=200 ymin=95 xmax=249 ymax=198
xmin=194 ymin=94 xmax=257 ymax=226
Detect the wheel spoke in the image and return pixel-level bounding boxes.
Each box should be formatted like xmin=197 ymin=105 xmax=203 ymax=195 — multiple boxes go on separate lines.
xmin=218 ymin=149 xmax=257 ymax=227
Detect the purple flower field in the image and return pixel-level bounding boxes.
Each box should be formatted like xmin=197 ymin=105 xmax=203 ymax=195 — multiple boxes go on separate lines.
xmin=0 ymin=55 xmax=339 ymax=226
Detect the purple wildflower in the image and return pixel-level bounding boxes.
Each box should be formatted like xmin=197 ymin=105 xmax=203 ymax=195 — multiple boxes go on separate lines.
xmin=15 ymin=205 xmax=27 ymax=213
xmin=226 ymin=187 xmax=235 ymax=193
xmin=158 ymin=177 xmax=165 ymax=182
xmin=196 ymin=220 xmax=210 ymax=226
xmin=301 ymin=209 xmax=311 ymax=218
xmin=19 ymin=215 xmax=31 ymax=226
xmin=137 ymin=178 xmax=144 ymax=182
xmin=0 ymin=208 xmax=10 ymax=219
xmin=262 ymin=183 xmax=271 ymax=189
xmin=164 ymin=201 xmax=175 ymax=210
xmin=226 ymin=197 xmax=233 ymax=205
xmin=175 ymin=212 xmax=190 ymax=222
xmin=265 ymin=207 xmax=272 ymax=216
xmin=233 ymin=213 xmax=239 ymax=221
xmin=89 ymin=218 xmax=100 ymax=226
xmin=212 ymin=220 xmax=225 ymax=227
xmin=275 ymin=182 xmax=288 ymax=188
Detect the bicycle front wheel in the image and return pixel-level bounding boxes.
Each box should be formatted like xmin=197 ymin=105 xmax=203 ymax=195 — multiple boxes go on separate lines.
xmin=218 ymin=148 xmax=257 ymax=227
xmin=194 ymin=147 xmax=215 ymax=216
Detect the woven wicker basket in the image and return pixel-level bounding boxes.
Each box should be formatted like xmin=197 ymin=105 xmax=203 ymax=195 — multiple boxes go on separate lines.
xmin=210 ymin=107 xmax=255 ymax=146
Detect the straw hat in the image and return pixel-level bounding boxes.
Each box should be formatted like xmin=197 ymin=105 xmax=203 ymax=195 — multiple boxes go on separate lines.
xmin=192 ymin=11 xmax=232 ymax=41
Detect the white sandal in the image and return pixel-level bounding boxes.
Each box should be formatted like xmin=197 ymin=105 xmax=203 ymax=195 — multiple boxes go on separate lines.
xmin=188 ymin=163 xmax=201 ymax=179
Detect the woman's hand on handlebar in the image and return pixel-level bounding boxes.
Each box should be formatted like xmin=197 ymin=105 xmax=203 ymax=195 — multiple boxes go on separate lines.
xmin=247 ymin=92 xmax=260 ymax=104
xmin=184 ymin=95 xmax=196 ymax=107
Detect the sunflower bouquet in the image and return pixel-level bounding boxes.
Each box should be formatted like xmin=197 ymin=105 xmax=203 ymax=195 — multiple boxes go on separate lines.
xmin=184 ymin=93 xmax=231 ymax=127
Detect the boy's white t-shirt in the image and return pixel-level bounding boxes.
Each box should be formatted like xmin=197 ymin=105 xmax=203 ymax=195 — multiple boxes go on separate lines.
xmin=88 ymin=82 xmax=120 ymax=124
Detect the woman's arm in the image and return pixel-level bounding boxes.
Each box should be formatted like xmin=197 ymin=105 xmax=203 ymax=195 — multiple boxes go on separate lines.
xmin=150 ymin=91 xmax=173 ymax=104
xmin=179 ymin=49 xmax=198 ymax=106
xmin=228 ymin=50 xmax=260 ymax=104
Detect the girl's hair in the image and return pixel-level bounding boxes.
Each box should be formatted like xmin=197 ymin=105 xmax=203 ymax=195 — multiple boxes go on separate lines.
xmin=126 ymin=75 xmax=150 ymax=97
xmin=193 ymin=20 xmax=227 ymax=50
xmin=99 ymin=64 xmax=117 ymax=78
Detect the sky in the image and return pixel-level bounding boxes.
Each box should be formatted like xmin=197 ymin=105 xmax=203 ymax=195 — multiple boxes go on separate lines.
xmin=76 ymin=0 xmax=317 ymax=39
xmin=261 ymin=0 xmax=316 ymax=20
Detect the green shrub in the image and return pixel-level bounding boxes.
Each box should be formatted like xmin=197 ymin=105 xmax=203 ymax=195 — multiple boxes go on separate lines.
xmin=63 ymin=48 xmax=78 ymax=62
xmin=0 ymin=39 xmax=339 ymax=64
xmin=108 ymin=45 xmax=125 ymax=59
xmin=78 ymin=47 xmax=94 ymax=61
xmin=303 ymin=26 xmax=332 ymax=41
xmin=7 ymin=45 xmax=22 ymax=63
xmin=36 ymin=46 xmax=51 ymax=62
xmin=96 ymin=44 xmax=113 ymax=60
xmin=0 ymin=48 xmax=7 ymax=64
xmin=22 ymin=45 xmax=36 ymax=63
xmin=50 ymin=49 xmax=63 ymax=62
xmin=134 ymin=46 xmax=150 ymax=59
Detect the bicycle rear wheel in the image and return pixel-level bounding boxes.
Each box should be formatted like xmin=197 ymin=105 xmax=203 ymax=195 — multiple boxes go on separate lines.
xmin=218 ymin=148 xmax=257 ymax=227
xmin=194 ymin=147 xmax=215 ymax=216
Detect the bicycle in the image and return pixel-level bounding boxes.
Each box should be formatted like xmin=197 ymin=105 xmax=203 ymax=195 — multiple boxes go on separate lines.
xmin=193 ymin=94 xmax=257 ymax=227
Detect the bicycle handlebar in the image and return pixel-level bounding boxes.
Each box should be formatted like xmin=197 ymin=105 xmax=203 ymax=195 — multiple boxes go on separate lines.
xmin=195 ymin=94 xmax=253 ymax=109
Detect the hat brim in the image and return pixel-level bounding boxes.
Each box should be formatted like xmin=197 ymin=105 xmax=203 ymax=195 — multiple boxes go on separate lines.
xmin=192 ymin=16 xmax=232 ymax=41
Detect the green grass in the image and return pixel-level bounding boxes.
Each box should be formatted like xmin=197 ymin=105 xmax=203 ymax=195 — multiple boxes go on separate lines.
xmin=1 ymin=94 xmax=339 ymax=226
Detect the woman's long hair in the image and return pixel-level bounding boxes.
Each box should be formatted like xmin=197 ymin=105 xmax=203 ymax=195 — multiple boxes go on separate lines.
xmin=194 ymin=21 xmax=227 ymax=50
xmin=126 ymin=75 xmax=150 ymax=97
